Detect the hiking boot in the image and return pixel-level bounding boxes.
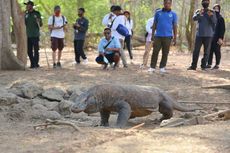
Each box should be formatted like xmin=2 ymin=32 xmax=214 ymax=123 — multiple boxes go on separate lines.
xmin=212 ymin=65 xmax=219 ymax=70
xmin=187 ymin=66 xmax=196 ymax=71
xmin=57 ymin=62 xmax=62 ymax=68
xmin=53 ymin=63 xmax=57 ymax=69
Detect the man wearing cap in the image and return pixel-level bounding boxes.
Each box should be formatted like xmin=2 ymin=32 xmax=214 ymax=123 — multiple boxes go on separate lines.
xmin=73 ymin=8 xmax=89 ymax=65
xmin=208 ymin=4 xmax=226 ymax=70
xmin=188 ymin=0 xmax=217 ymax=71
xmin=24 ymin=1 xmax=43 ymax=69
xmin=110 ymin=6 xmax=128 ymax=68
xmin=148 ymin=0 xmax=178 ymax=73
xmin=48 ymin=5 xmax=67 ymax=69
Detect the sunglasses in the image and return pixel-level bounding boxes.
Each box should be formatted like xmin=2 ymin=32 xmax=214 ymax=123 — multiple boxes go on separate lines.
xmin=104 ymin=32 xmax=111 ymax=35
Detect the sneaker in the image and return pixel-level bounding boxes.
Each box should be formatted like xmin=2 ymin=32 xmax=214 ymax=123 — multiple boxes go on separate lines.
xmin=212 ymin=65 xmax=219 ymax=70
xmin=187 ymin=66 xmax=196 ymax=71
xmin=140 ymin=64 xmax=146 ymax=69
xmin=83 ymin=59 xmax=88 ymax=65
xmin=130 ymin=59 xmax=134 ymax=64
xmin=57 ymin=62 xmax=62 ymax=68
xmin=103 ymin=64 xmax=108 ymax=70
xmin=53 ymin=63 xmax=57 ymax=69
xmin=206 ymin=65 xmax=212 ymax=69
xmin=148 ymin=68 xmax=156 ymax=73
xmin=160 ymin=68 xmax=166 ymax=73
xmin=124 ymin=65 xmax=128 ymax=68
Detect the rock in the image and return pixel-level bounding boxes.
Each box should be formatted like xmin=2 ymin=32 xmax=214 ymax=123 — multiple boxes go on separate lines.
xmin=31 ymin=110 xmax=61 ymax=120
xmin=185 ymin=116 xmax=205 ymax=125
xmin=32 ymin=98 xmax=46 ymax=106
xmin=0 ymin=88 xmax=18 ymax=106
xmin=58 ymin=100 xmax=74 ymax=116
xmin=160 ymin=118 xmax=185 ymax=127
xmin=9 ymin=81 xmax=43 ymax=99
xmin=5 ymin=102 xmax=31 ymax=121
xmin=42 ymin=87 xmax=65 ymax=101
xmin=32 ymin=98 xmax=59 ymax=111
xmin=32 ymin=104 xmax=48 ymax=111
xmin=44 ymin=101 xmax=59 ymax=111
xmin=66 ymin=86 xmax=84 ymax=102
xmin=66 ymin=85 xmax=84 ymax=95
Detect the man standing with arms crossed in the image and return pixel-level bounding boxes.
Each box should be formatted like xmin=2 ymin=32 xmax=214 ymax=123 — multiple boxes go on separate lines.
xmin=148 ymin=0 xmax=177 ymax=73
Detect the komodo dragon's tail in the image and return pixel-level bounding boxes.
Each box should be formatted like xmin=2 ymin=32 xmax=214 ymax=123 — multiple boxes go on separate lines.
xmin=161 ymin=92 xmax=195 ymax=112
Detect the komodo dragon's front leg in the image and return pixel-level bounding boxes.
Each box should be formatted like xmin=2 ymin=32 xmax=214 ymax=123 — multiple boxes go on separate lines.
xmin=100 ymin=110 xmax=111 ymax=126
xmin=159 ymin=100 xmax=173 ymax=121
xmin=114 ymin=100 xmax=131 ymax=128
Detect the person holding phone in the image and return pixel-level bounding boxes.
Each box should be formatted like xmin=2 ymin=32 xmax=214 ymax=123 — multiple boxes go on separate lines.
xmin=48 ymin=5 xmax=67 ymax=69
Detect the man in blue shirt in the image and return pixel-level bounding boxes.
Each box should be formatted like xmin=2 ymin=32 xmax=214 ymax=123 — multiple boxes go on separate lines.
xmin=96 ymin=28 xmax=121 ymax=70
xmin=188 ymin=0 xmax=217 ymax=71
xmin=148 ymin=0 xmax=177 ymax=73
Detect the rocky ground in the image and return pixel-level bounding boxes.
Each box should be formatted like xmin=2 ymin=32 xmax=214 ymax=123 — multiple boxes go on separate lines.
xmin=0 ymin=46 xmax=229 ymax=153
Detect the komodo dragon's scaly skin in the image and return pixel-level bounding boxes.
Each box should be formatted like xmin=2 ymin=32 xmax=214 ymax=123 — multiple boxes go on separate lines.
xmin=71 ymin=84 xmax=194 ymax=128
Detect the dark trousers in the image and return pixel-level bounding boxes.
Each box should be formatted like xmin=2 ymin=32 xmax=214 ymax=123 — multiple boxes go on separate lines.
xmin=191 ymin=37 xmax=212 ymax=69
xmin=208 ymin=37 xmax=221 ymax=66
xmin=124 ymin=35 xmax=133 ymax=59
xmin=150 ymin=37 xmax=172 ymax=68
xmin=27 ymin=37 xmax=40 ymax=67
xmin=74 ymin=40 xmax=87 ymax=63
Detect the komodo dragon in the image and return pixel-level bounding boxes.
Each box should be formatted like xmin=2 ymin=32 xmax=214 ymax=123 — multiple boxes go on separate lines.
xmin=71 ymin=84 xmax=195 ymax=128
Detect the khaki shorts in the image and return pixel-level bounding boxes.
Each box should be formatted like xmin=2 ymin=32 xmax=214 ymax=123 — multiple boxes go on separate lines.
xmin=51 ymin=37 xmax=64 ymax=51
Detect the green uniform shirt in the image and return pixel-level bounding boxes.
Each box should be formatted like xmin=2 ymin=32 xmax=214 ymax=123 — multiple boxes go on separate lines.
xmin=25 ymin=10 xmax=42 ymax=38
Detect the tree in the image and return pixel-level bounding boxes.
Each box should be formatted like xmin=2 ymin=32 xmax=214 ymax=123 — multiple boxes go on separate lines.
xmin=0 ymin=0 xmax=27 ymax=70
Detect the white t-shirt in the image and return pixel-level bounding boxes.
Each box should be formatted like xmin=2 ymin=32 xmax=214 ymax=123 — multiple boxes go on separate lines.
xmin=111 ymin=15 xmax=126 ymax=40
xmin=48 ymin=15 xmax=67 ymax=38
xmin=125 ymin=18 xmax=133 ymax=35
xmin=102 ymin=13 xmax=116 ymax=27
xmin=146 ymin=17 xmax=154 ymax=34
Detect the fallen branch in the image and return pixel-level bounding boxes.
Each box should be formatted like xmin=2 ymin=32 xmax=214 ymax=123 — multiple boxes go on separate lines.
xmin=127 ymin=123 xmax=145 ymax=130
xmin=33 ymin=119 xmax=82 ymax=132
xmin=202 ymin=84 xmax=230 ymax=90
xmin=178 ymin=101 xmax=230 ymax=105
xmin=204 ymin=109 xmax=230 ymax=121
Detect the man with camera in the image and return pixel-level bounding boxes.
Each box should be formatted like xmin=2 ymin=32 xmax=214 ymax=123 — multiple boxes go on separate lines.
xmin=96 ymin=28 xmax=121 ymax=70
xmin=188 ymin=0 xmax=217 ymax=71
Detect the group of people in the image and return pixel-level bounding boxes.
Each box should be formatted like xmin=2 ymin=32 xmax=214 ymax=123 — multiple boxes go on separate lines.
xmin=24 ymin=0 xmax=225 ymax=72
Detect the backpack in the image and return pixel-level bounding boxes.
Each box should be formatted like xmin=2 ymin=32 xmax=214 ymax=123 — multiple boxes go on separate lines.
xmin=52 ymin=15 xmax=65 ymax=26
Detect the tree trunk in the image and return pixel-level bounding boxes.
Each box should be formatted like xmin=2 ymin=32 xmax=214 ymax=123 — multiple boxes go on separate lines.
xmin=186 ymin=0 xmax=196 ymax=52
xmin=11 ymin=0 xmax=27 ymax=65
xmin=0 ymin=0 xmax=26 ymax=70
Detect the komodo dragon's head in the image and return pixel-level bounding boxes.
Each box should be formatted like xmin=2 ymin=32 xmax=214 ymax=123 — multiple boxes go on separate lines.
xmin=71 ymin=92 xmax=98 ymax=114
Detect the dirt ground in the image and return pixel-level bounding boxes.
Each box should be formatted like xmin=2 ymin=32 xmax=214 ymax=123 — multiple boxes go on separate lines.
xmin=0 ymin=46 xmax=230 ymax=153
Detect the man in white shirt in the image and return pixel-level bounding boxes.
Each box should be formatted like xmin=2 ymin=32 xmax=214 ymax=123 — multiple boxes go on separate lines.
xmin=102 ymin=5 xmax=116 ymax=27
xmin=48 ymin=5 xmax=67 ymax=68
xmin=110 ymin=6 xmax=128 ymax=68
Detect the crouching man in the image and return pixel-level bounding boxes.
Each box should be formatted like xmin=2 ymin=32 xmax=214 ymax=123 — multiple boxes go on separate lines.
xmin=96 ymin=28 xmax=121 ymax=70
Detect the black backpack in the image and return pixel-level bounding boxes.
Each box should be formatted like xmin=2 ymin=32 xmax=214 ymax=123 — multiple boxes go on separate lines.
xmin=52 ymin=15 xmax=65 ymax=26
